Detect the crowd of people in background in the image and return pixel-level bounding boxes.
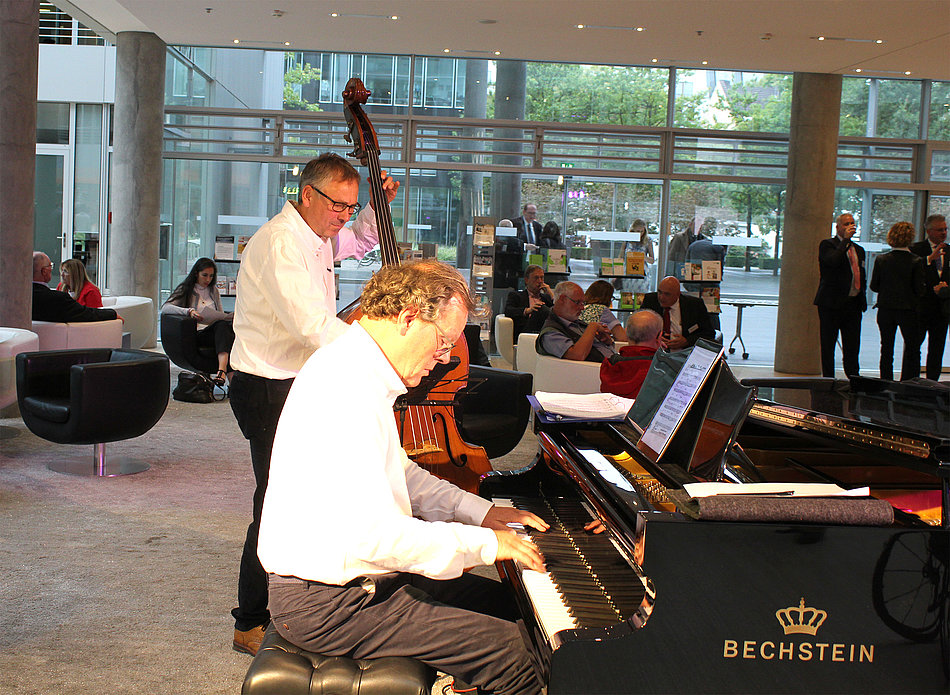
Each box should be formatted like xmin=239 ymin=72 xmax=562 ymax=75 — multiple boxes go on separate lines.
xmin=816 ymin=212 xmax=948 ymax=383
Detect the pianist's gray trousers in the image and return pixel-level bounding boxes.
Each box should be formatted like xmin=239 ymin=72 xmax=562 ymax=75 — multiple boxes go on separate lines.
xmin=268 ymin=572 xmax=546 ymax=695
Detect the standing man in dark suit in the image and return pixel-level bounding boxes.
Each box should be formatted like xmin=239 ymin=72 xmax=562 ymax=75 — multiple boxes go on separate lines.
xmin=640 ymin=276 xmax=715 ymax=350
xmin=910 ymin=213 xmax=948 ymax=381
xmin=31 ymin=252 xmax=118 ymax=323
xmin=813 ymin=213 xmax=867 ymax=378
xmin=512 ymin=204 xmax=542 ymax=247
xmin=503 ymin=264 xmax=553 ymax=340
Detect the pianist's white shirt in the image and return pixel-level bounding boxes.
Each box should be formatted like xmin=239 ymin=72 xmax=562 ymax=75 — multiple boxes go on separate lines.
xmin=258 ymin=322 xmax=498 ymax=584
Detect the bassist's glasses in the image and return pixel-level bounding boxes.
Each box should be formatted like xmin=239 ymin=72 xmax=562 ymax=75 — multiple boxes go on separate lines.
xmin=308 ymin=185 xmax=362 ymax=215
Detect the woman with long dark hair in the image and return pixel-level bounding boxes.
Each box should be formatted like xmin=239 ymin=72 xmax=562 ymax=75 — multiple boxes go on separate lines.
xmin=161 ymin=257 xmax=235 ymax=385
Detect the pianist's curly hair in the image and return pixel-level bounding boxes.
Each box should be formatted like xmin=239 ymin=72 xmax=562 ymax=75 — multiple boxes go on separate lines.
xmin=360 ymin=260 xmax=475 ymax=322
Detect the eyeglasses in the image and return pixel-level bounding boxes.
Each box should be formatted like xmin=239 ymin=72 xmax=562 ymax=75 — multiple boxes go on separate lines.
xmin=308 ymin=185 xmax=361 ymax=215
xmin=427 ymin=320 xmax=456 ymax=358
xmin=566 ymin=296 xmax=585 ymax=306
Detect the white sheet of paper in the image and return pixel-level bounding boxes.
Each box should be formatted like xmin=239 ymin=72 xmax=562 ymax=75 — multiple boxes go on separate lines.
xmin=534 ymin=392 xmax=635 ymax=419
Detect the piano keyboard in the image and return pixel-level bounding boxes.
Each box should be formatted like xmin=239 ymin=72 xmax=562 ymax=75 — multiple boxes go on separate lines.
xmin=494 ymin=495 xmax=649 ymax=645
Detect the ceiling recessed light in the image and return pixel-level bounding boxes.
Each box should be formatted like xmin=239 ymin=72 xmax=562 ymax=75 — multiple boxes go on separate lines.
xmin=875 ymin=39 xmax=883 ymax=44
xmin=903 ymin=71 xmax=912 ymax=75
xmin=702 ymin=60 xmax=708 ymax=65
xmin=329 ymin=12 xmax=339 ymax=17
xmin=817 ymin=36 xmax=825 ymax=40
xmin=232 ymin=38 xmax=240 ymax=44
xmin=576 ymin=24 xmax=585 ymax=29
xmin=390 ymin=15 xmax=398 ymax=20
xmin=494 ymin=50 xmax=501 ymax=55
xmin=635 ymin=27 xmax=644 ymax=32
xmin=443 ymin=48 xmax=450 ymax=53
xmin=854 ymin=68 xmax=862 ymax=73
xmin=651 ymin=58 xmax=658 ymax=63
xmin=284 ymin=41 xmax=290 ymax=46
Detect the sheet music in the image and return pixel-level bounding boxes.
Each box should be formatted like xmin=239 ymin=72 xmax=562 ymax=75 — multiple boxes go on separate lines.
xmin=197 ymin=306 xmax=232 ymax=323
xmin=639 ymin=345 xmax=721 ymax=457
xmin=534 ymin=392 xmax=635 ymax=419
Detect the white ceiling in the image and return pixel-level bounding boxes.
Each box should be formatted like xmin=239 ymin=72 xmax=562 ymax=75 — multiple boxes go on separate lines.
xmin=60 ymin=0 xmax=950 ymax=80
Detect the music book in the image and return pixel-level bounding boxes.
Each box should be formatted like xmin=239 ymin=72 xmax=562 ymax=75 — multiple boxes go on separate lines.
xmin=531 ymin=392 xmax=634 ymax=421
xmin=636 ymin=343 xmax=723 ymax=460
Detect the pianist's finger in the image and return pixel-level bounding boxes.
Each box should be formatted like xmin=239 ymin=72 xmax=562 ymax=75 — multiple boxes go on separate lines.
xmin=494 ymin=530 xmax=546 ymax=573
xmin=482 ymin=505 xmax=550 ymax=533
xmin=584 ymin=519 xmax=606 ymax=534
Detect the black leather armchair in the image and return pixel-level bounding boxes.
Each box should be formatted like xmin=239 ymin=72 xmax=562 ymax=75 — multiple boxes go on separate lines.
xmin=456 ymin=365 xmax=533 ymax=459
xmin=16 ymin=348 xmax=170 ymax=476
xmin=160 ymin=313 xmax=219 ymax=374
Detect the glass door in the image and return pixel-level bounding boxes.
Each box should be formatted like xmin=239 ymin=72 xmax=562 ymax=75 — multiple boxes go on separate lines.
xmin=34 ymin=144 xmax=72 ymax=278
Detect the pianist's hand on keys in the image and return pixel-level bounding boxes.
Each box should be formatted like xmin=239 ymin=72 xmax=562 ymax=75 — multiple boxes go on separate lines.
xmin=481 ymin=504 xmax=549 ymax=573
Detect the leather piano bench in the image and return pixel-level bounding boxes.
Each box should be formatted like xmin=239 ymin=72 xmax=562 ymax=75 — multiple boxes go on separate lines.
xmin=241 ymin=624 xmax=435 ymax=695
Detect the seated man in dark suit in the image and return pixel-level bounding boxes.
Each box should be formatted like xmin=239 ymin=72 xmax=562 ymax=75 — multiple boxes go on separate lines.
xmin=640 ymin=276 xmax=715 ymax=350
xmin=503 ymin=264 xmax=553 ymax=340
xmin=32 ymin=252 xmax=118 ymax=323
xmin=600 ymin=310 xmax=664 ymax=398
xmin=536 ymin=281 xmax=616 ymax=363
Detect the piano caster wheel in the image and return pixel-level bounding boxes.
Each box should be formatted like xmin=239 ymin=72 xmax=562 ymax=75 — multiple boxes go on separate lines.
xmin=742 ymin=353 xmax=749 ymax=360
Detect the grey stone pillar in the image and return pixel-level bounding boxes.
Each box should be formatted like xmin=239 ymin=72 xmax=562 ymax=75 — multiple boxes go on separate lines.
xmin=774 ymin=72 xmax=842 ymax=374
xmin=0 ymin=1 xmax=39 ymax=330
xmin=109 ymin=31 xmax=165 ymax=347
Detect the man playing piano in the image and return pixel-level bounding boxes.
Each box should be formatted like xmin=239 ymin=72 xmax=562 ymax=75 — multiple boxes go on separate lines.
xmin=257 ymin=260 xmax=549 ymax=695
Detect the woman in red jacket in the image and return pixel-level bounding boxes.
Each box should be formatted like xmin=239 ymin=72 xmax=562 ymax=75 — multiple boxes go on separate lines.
xmin=56 ymin=258 xmax=103 ymax=308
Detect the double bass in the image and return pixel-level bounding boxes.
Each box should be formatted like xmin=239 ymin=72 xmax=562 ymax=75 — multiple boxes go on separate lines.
xmin=338 ymin=77 xmax=492 ymax=493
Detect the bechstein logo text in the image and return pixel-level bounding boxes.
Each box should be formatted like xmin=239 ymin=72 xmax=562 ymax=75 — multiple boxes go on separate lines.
xmin=723 ymin=598 xmax=875 ymax=663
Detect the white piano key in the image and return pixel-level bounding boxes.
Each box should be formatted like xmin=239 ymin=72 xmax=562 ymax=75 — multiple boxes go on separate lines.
xmin=521 ymin=568 xmax=577 ymax=641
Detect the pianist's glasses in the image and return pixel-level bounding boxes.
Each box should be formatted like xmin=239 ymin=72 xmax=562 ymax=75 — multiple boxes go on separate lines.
xmin=427 ymin=320 xmax=456 ymax=358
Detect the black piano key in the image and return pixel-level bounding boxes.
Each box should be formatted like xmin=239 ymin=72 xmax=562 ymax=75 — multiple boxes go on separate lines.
xmin=505 ymin=494 xmax=647 ymax=628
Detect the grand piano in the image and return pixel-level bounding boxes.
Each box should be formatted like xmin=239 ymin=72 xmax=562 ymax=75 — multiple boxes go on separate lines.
xmin=479 ymin=349 xmax=949 ymax=694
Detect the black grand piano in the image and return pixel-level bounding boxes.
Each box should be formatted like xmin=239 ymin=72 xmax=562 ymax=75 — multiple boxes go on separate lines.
xmin=479 ymin=346 xmax=949 ymax=694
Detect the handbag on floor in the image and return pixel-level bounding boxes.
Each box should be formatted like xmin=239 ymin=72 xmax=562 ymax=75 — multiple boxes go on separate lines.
xmin=172 ymin=371 xmax=224 ymax=403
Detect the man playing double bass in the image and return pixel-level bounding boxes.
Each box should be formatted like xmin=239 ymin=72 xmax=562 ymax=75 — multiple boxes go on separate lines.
xmin=229 ymin=153 xmax=398 ymax=656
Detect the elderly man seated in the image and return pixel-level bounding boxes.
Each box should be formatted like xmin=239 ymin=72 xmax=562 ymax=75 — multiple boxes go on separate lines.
xmin=31 ymin=252 xmax=118 ymax=324
xmin=536 ymin=281 xmax=616 ymax=362
xmin=600 ymin=310 xmax=664 ymax=398
xmin=640 ymin=276 xmax=715 ymax=350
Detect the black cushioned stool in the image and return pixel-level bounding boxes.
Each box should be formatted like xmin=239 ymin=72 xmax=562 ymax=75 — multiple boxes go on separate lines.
xmin=242 ymin=624 xmax=435 ymax=695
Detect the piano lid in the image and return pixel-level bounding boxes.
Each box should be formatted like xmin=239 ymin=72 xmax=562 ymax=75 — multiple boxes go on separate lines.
xmin=747 ymin=376 xmax=950 ymax=441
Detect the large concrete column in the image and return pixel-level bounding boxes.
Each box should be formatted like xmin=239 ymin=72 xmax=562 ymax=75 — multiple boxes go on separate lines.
xmin=774 ymin=72 xmax=842 ymax=374
xmin=109 ymin=31 xmax=165 ymax=347
xmin=0 ymin=1 xmax=39 ymax=330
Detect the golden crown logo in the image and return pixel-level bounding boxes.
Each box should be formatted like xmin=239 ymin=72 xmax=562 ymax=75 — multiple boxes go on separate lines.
xmin=775 ymin=598 xmax=827 ymax=636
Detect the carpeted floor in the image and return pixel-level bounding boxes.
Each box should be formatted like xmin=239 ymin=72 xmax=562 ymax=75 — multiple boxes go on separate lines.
xmin=0 ymin=363 xmax=538 ymax=695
